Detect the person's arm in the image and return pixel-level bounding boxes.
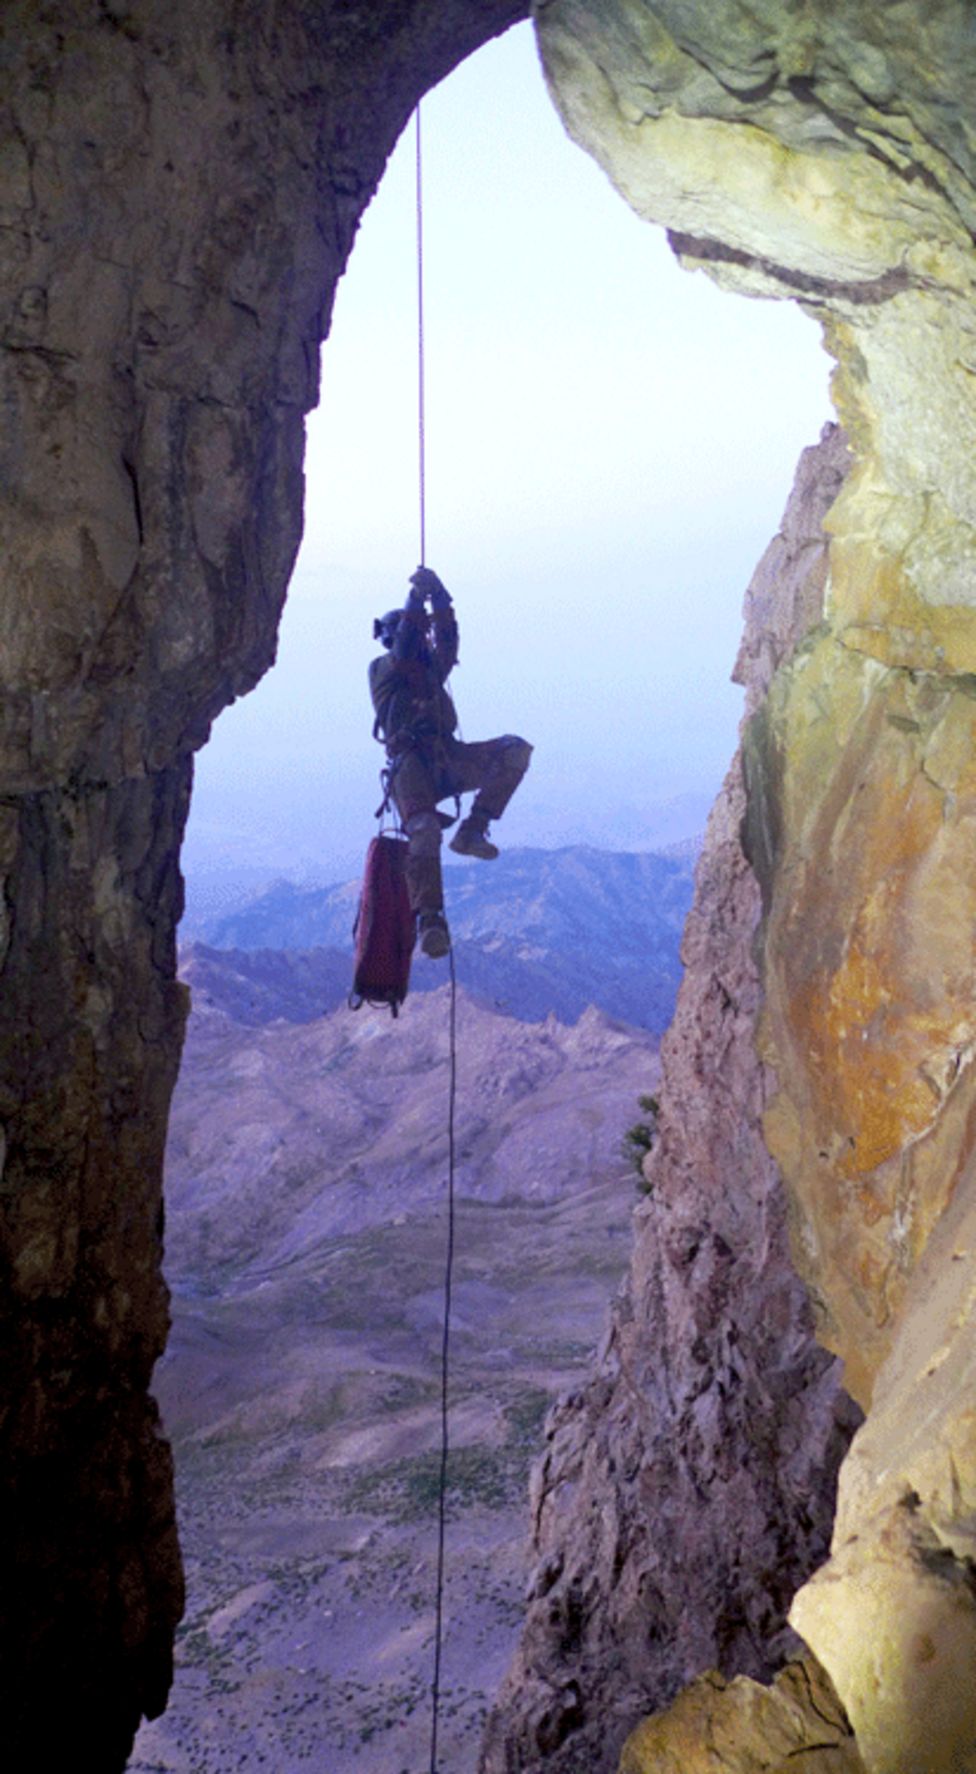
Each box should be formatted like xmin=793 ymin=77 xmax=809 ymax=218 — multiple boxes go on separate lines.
xmin=390 ymin=571 xmax=431 ymax=663
xmin=410 ymin=566 xmax=458 ymax=678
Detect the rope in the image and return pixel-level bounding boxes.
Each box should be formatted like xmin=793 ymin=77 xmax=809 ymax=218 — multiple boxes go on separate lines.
xmin=414 ymin=99 xmax=456 ymax=1771
xmin=416 ymin=104 xmax=427 ymax=569
xmin=428 ymin=944 xmax=457 ymax=1773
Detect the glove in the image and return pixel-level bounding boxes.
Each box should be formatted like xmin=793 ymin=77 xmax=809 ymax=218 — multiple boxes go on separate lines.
xmin=409 ymin=566 xmax=452 ymax=610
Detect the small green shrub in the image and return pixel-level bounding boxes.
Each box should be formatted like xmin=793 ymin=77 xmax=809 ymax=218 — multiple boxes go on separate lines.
xmin=623 ymin=1093 xmax=659 ymax=1189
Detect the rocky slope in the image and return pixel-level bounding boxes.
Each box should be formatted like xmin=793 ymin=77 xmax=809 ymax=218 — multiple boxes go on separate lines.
xmin=131 ymin=986 xmax=659 ymax=1772
xmin=181 ymin=943 xmax=354 ymax=1029
xmin=481 ymin=424 xmax=860 ymax=1773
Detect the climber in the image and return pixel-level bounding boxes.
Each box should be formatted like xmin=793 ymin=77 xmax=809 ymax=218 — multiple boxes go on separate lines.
xmin=369 ymin=566 xmax=532 ymax=960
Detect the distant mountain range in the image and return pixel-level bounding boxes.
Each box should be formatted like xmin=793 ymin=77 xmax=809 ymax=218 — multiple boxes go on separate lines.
xmin=183 ymin=844 xmax=698 ymax=1033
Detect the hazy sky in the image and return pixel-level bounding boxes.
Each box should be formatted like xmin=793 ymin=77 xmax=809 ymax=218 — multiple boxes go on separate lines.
xmin=185 ymin=20 xmax=833 ymax=893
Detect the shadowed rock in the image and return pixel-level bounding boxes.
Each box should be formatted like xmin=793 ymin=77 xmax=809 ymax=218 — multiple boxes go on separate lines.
xmin=0 ymin=1 xmax=525 ymax=1762
xmin=7 ymin=2 xmax=976 ymax=1768
xmin=480 ymin=426 xmax=859 ymax=1774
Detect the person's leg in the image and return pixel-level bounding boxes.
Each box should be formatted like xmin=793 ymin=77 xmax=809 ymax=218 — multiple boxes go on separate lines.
xmin=446 ymin=735 xmax=532 ymax=857
xmin=391 ymin=751 xmax=451 ymax=958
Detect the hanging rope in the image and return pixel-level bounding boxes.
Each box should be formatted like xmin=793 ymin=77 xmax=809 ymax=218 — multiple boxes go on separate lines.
xmin=416 ymin=103 xmax=427 ymax=569
xmin=428 ymin=944 xmax=457 ymax=1774
xmin=415 ymin=98 xmax=455 ymax=1774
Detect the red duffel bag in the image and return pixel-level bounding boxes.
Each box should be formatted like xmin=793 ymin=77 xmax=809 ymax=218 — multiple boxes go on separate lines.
xmin=349 ymin=834 xmax=415 ymax=1016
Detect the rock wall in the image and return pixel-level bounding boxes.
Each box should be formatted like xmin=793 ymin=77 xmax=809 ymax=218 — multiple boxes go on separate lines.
xmin=0 ymin=2 xmax=526 ymax=1763
xmin=487 ymin=4 xmax=976 ymax=1771
xmin=481 ymin=424 xmax=859 ymax=1774
xmin=7 ymin=2 xmax=976 ymax=1769
xmin=618 ymin=1656 xmax=864 ymax=1774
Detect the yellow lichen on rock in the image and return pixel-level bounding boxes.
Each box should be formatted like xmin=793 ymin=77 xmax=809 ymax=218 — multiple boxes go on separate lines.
xmin=533 ymin=6 xmax=976 ymax=1768
xmin=539 ymin=2 xmax=971 ymax=297
xmin=759 ymin=635 xmax=976 ymax=1395
xmin=618 ymin=1657 xmax=864 ymax=1774
xmin=792 ymin=1505 xmax=976 ymax=1774
xmin=791 ymin=1157 xmax=976 ymax=1772
xmin=823 ymin=289 xmax=976 ymax=675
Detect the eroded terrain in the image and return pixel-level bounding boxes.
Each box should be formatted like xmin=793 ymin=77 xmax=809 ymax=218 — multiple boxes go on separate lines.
xmin=133 ymin=987 xmax=656 ymax=1771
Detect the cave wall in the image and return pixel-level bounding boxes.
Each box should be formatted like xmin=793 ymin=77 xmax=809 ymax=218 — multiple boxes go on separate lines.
xmin=0 ymin=2 xmax=527 ymax=1763
xmin=6 ymin=2 xmax=976 ymax=1770
xmin=487 ymin=4 xmax=976 ymax=1772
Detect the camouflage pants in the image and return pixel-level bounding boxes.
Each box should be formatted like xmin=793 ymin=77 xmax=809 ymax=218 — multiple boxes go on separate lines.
xmin=390 ymin=733 xmax=532 ymax=916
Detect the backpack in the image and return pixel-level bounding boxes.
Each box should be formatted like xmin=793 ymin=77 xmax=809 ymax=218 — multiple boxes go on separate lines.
xmin=349 ymin=834 xmax=415 ymax=1016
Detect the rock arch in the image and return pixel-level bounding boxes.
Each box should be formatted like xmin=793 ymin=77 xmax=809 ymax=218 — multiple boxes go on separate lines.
xmin=0 ymin=2 xmax=525 ymax=1763
xmin=3 ymin=3 xmax=975 ymax=1770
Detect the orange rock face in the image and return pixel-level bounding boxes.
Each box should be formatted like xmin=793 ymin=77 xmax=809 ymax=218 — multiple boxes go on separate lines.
xmin=528 ymin=3 xmax=976 ymax=1771
xmin=758 ymin=638 xmax=976 ymax=1399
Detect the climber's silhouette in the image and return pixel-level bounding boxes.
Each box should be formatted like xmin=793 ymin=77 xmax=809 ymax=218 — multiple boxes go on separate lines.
xmin=369 ymin=567 xmax=532 ymax=958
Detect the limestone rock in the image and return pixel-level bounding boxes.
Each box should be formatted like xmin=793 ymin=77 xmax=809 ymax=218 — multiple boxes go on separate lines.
xmin=537 ymin=0 xmax=976 ymax=1403
xmin=619 ymin=1657 xmax=864 ymax=1774
xmin=755 ymin=637 xmax=976 ymax=1399
xmin=480 ymin=427 xmax=858 ymax=1774
xmin=0 ymin=761 xmax=191 ymax=1761
xmin=0 ymin=0 xmax=525 ymax=794
xmin=790 ymin=1150 xmax=976 ymax=1774
xmin=10 ymin=1 xmax=976 ymax=1769
xmin=528 ymin=8 xmax=976 ymax=1770
xmin=0 ymin=2 xmax=527 ymax=1764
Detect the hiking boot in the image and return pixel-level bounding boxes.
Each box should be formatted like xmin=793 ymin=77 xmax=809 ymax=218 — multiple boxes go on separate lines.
xmin=449 ymin=818 xmax=499 ymax=861
xmin=418 ymin=911 xmax=451 ymax=959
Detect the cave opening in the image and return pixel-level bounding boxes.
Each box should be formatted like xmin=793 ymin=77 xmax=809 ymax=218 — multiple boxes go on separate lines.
xmin=152 ymin=19 xmax=837 ymax=1773
xmin=182 ymin=20 xmax=831 ymax=909
xmin=8 ymin=7 xmax=976 ymax=1772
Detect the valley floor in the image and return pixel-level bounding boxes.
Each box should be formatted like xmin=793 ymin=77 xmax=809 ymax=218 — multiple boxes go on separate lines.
xmin=132 ymin=992 xmax=654 ymax=1772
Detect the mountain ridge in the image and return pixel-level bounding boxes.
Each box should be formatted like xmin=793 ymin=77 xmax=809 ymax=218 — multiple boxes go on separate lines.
xmin=185 ymin=844 xmax=697 ymax=1033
